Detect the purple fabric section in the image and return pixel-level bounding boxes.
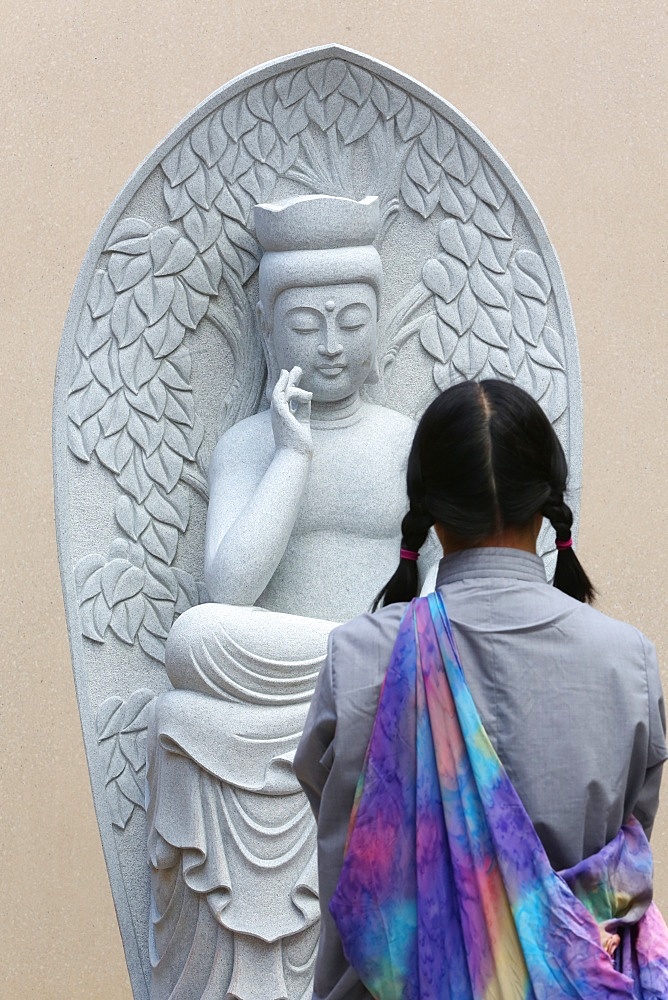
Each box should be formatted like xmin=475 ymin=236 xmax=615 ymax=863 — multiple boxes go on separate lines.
xmin=330 ymin=593 xmax=668 ymax=999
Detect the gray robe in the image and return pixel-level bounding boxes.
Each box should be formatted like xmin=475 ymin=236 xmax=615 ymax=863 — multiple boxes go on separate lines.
xmin=294 ymin=547 xmax=668 ymax=1000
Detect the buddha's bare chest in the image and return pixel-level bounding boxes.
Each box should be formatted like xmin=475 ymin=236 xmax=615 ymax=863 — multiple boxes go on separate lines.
xmin=293 ymin=427 xmax=410 ymax=536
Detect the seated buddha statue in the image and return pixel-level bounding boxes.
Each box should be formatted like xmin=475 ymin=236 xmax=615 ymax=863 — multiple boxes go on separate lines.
xmin=146 ymin=194 xmax=434 ymax=1000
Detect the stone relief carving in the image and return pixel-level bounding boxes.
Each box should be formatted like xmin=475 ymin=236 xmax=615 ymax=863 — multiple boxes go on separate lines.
xmin=53 ymin=46 xmax=582 ymax=1000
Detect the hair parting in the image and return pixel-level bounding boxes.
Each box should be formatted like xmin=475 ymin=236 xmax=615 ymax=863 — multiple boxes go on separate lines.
xmin=374 ymin=379 xmax=595 ymax=609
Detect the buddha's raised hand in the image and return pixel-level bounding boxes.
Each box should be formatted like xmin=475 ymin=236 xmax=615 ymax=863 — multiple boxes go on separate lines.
xmin=271 ymin=367 xmax=314 ymax=457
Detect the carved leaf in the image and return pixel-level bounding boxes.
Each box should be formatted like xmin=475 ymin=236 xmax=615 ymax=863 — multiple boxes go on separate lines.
xmin=100 ymin=392 xmax=130 ymax=437
xmin=145 ymin=486 xmax=189 ymax=531
xmin=421 ymin=115 xmax=456 ymax=162
xmin=119 ymin=336 xmax=160 ymax=392
xmin=419 ymin=313 xmax=459 ymax=365
xmin=471 ymin=302 xmax=511 ymax=348
xmin=109 ymin=538 xmax=145 ymax=567
xmin=116 ymin=495 xmax=151 ymax=542
xmin=138 ymin=624 xmax=167 ymax=664
xmin=163 ymin=387 xmax=195 ymax=427
xmin=174 ymin=567 xmax=199 ymax=615
xmin=451 ymin=330 xmax=489 ymax=377
xmin=96 ymin=427 xmax=134 ymax=476
xmin=69 ymin=379 xmax=108 ymax=427
xmin=127 ymin=409 xmax=162 ymax=456
xmin=144 ymin=312 xmax=186 ymax=358
xmin=110 ymin=594 xmax=145 ymax=645
xmin=163 ymin=419 xmax=202 ymax=461
xmin=511 ymin=293 xmax=548 ymax=347
xmin=396 ymin=95 xmax=431 ymax=142
xmin=143 ymin=441 xmax=183 ymax=493
xmin=68 ymin=418 xmax=99 ymax=462
xmin=75 ymin=554 xmax=105 ymax=600
xmin=143 ymin=597 xmax=174 ymax=638
xmin=108 ymin=783 xmax=135 ymax=829
xmin=143 ymin=555 xmax=179 ymax=601
xmin=140 ymin=520 xmax=179 ymax=563
xmin=443 ymin=132 xmax=478 ymax=185
xmin=183 ymin=204 xmax=223 ymax=253
xmin=469 ymin=262 xmax=514 ymax=310
xmin=100 ymin=559 xmax=145 ymax=607
xmin=305 ymin=90 xmax=344 ymax=130
xmin=488 ymin=345 xmax=515 ymax=379
xmin=478 ymin=233 xmax=513 ymax=273
xmin=70 ymin=351 xmax=94 ymax=394
xmin=340 ymin=64 xmax=373 ymax=105
xmin=471 ymin=157 xmax=506 ymax=210
xmin=528 ymin=331 xmax=565 ymax=371
xmin=422 ymin=256 xmax=468 ymax=303
xmin=171 ymin=277 xmax=209 ymax=330
xmin=181 ymin=256 xmax=218 ymax=296
xmin=117 ymin=446 xmax=153 ymax=502
xmin=337 ymin=98 xmax=378 ymax=145
xmin=134 ymin=275 xmax=174 ymax=326
xmin=190 ymin=111 xmax=227 ymax=167
xmin=439 ymin=219 xmax=481 ymax=267
xmin=246 ymin=79 xmax=277 ymax=124
xmin=184 ymin=162 xmax=224 ymax=211
xmin=370 ymin=78 xmax=406 ymax=119
xmin=129 ymin=380 xmax=167 ymax=421
xmin=401 ymin=169 xmax=440 ymax=219
xmin=201 ymin=245 xmax=223 ymax=290
xmin=435 ymin=283 xmax=477 ymax=335
xmin=79 ymin=592 xmax=112 ymax=642
xmin=111 ymin=290 xmax=145 ymax=346
xmin=272 ymin=98 xmax=309 ymax=143
xmin=105 ymin=218 xmax=152 ymax=250
xmin=222 ymin=96 xmax=256 ymax=142
xmin=439 ymin=175 xmax=475 ymax=222
xmin=163 ymin=179 xmax=193 ymax=222
xmin=116 ymin=763 xmax=146 ymax=807
xmin=89 ymin=340 xmax=122 ymax=394
xmin=473 ymin=199 xmax=513 ymax=240
xmin=106 ymin=740 xmax=126 ymax=782
xmin=153 ymin=236 xmax=197 ymax=278
xmin=511 ymin=250 xmax=551 ymax=303
xmin=307 ymin=59 xmax=347 ymax=100
xmin=243 ymin=121 xmax=276 ymax=163
xmin=97 ymin=696 xmax=124 ymax=739
xmin=162 ymin=139 xmax=199 ymax=186
xmin=108 ymin=251 xmax=152 ymax=293
xmin=89 ymin=269 xmax=116 ymax=318
xmin=75 ymin=309 xmax=112 ymax=357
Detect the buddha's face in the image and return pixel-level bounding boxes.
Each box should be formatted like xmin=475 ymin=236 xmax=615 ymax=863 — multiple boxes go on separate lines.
xmin=267 ymin=282 xmax=378 ymax=402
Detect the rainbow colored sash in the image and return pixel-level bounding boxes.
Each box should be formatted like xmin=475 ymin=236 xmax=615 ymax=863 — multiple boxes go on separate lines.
xmin=330 ymin=592 xmax=668 ymax=999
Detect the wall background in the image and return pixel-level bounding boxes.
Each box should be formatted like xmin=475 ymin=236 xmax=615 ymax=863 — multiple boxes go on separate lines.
xmin=1 ymin=2 xmax=666 ymax=996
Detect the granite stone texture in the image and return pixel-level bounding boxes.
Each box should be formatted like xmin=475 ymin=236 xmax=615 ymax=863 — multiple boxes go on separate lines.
xmin=53 ymin=45 xmax=582 ymax=999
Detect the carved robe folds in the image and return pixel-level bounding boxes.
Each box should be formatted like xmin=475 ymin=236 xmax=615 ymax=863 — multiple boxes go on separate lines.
xmin=146 ymin=604 xmax=335 ymax=1000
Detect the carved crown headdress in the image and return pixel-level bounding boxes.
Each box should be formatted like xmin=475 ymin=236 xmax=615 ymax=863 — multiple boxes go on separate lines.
xmin=255 ymin=194 xmax=383 ymax=317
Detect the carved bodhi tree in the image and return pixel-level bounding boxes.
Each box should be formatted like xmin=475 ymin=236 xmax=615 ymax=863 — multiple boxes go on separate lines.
xmin=54 ymin=46 xmax=581 ymax=1000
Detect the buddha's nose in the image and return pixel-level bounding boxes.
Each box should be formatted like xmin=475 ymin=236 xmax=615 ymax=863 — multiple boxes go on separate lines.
xmin=318 ymin=317 xmax=343 ymax=357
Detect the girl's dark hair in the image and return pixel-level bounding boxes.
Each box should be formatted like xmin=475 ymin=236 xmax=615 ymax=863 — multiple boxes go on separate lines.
xmin=374 ymin=379 xmax=595 ymax=608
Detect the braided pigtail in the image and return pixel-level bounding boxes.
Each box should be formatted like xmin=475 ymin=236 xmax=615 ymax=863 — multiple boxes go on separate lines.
xmin=372 ymin=505 xmax=433 ymax=610
xmin=542 ymin=494 xmax=596 ymax=603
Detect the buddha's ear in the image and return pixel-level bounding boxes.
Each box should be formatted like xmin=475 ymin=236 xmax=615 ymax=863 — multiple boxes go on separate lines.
xmin=365 ymin=353 xmax=381 ymax=385
xmin=256 ymin=301 xmax=279 ymax=400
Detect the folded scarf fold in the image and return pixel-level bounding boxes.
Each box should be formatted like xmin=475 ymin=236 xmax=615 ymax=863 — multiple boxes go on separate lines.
xmin=330 ymin=592 xmax=668 ymax=999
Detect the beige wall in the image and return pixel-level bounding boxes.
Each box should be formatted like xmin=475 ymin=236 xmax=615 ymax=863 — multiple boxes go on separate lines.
xmin=2 ymin=2 xmax=666 ymax=996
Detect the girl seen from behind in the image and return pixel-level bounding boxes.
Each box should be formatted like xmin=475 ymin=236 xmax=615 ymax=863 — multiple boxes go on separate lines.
xmin=294 ymin=379 xmax=668 ymax=1000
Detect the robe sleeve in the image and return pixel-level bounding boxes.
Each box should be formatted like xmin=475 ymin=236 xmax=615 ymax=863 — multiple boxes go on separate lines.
xmin=633 ymin=635 xmax=668 ymax=839
xmin=294 ymin=630 xmax=337 ymax=822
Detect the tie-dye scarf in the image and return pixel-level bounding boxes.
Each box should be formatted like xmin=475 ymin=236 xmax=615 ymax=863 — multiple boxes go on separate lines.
xmin=330 ymin=592 xmax=668 ymax=999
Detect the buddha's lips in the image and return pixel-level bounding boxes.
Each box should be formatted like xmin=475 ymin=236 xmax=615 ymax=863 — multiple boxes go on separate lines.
xmin=317 ymin=364 xmax=346 ymax=376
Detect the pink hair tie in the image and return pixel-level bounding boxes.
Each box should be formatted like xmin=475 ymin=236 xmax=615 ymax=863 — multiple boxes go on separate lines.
xmin=400 ymin=548 xmax=419 ymax=561
xmin=555 ymin=537 xmax=573 ymax=550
